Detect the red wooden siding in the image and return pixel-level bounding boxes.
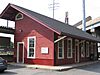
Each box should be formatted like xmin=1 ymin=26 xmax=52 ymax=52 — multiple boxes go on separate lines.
xmin=13 ymin=12 xmax=98 ymax=66
xmin=54 ymin=34 xmax=98 ymax=65
xmin=14 ymin=13 xmax=54 ymax=65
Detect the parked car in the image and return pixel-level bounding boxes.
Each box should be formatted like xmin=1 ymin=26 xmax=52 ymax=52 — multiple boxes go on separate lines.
xmin=0 ymin=57 xmax=7 ymax=72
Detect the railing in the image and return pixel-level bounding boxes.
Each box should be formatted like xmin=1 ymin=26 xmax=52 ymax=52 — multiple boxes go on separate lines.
xmin=0 ymin=48 xmax=14 ymax=55
xmin=0 ymin=46 xmax=14 ymax=49
xmin=0 ymin=26 xmax=15 ymax=34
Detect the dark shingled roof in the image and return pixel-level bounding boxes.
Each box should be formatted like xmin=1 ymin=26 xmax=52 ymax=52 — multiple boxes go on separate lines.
xmin=0 ymin=3 xmax=100 ymax=42
xmin=0 ymin=26 xmax=14 ymax=34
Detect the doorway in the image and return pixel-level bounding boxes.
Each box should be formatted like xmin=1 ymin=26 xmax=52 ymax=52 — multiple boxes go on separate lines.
xmin=75 ymin=40 xmax=79 ymax=63
xmin=17 ymin=42 xmax=24 ymax=63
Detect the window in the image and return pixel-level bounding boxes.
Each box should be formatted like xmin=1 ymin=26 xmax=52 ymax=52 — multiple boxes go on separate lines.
xmin=58 ymin=40 xmax=64 ymax=59
xmin=94 ymin=43 xmax=97 ymax=57
xmin=75 ymin=40 xmax=79 ymax=46
xmin=91 ymin=42 xmax=94 ymax=54
xmin=67 ymin=38 xmax=72 ymax=58
xmin=86 ymin=42 xmax=89 ymax=57
xmin=15 ymin=13 xmax=23 ymax=20
xmin=27 ymin=36 xmax=36 ymax=58
xmin=80 ymin=41 xmax=85 ymax=57
xmin=98 ymin=43 xmax=100 ymax=55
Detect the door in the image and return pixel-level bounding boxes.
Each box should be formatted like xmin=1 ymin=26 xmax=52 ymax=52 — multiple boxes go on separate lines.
xmin=75 ymin=40 xmax=79 ymax=63
xmin=17 ymin=42 xmax=24 ymax=63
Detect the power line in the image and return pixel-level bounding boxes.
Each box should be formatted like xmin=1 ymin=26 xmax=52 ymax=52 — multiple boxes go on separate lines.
xmin=49 ymin=0 xmax=59 ymax=18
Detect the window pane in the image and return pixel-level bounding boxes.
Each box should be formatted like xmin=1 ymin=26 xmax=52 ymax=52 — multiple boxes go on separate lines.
xmin=28 ymin=37 xmax=35 ymax=58
xmin=29 ymin=38 xmax=34 ymax=43
xmin=68 ymin=52 xmax=71 ymax=57
xmin=59 ymin=41 xmax=62 ymax=47
xmin=68 ymin=49 xmax=71 ymax=53
xmin=29 ymin=53 xmax=34 ymax=57
xmin=67 ymin=39 xmax=72 ymax=58
xmin=59 ymin=52 xmax=62 ymax=57
xmin=59 ymin=48 xmax=62 ymax=52
xmin=68 ymin=40 xmax=71 ymax=48
xmin=86 ymin=42 xmax=89 ymax=57
xmin=29 ymin=38 xmax=34 ymax=47
xmin=91 ymin=43 xmax=93 ymax=54
xmin=15 ymin=13 xmax=23 ymax=20
xmin=29 ymin=48 xmax=34 ymax=52
xmin=29 ymin=43 xmax=34 ymax=47
xmin=17 ymin=14 xmax=22 ymax=19
xmin=81 ymin=42 xmax=85 ymax=57
xmin=58 ymin=40 xmax=64 ymax=59
xmin=30 ymin=38 xmax=34 ymax=42
xmin=29 ymin=48 xmax=34 ymax=57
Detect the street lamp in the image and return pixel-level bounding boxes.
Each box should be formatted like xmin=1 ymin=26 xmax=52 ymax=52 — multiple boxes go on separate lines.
xmin=82 ymin=0 xmax=86 ymax=31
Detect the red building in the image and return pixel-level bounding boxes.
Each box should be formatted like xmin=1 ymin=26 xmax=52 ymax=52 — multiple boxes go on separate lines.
xmin=0 ymin=3 xmax=100 ymax=66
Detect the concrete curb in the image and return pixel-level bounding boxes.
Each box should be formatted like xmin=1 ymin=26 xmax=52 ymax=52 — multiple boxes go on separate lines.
xmin=8 ymin=61 xmax=99 ymax=71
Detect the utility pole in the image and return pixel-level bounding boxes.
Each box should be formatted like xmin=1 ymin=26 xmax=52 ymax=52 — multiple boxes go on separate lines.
xmin=49 ymin=0 xmax=59 ymax=19
xmin=53 ymin=0 xmax=55 ymax=18
xmin=82 ymin=0 xmax=86 ymax=31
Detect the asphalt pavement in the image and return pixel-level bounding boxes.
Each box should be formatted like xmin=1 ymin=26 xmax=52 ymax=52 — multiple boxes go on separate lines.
xmin=0 ymin=61 xmax=100 ymax=75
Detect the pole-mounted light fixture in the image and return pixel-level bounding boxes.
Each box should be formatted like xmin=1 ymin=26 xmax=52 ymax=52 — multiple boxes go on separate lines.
xmin=82 ymin=0 xmax=86 ymax=31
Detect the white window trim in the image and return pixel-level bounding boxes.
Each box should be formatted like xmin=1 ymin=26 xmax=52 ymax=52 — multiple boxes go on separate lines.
xmin=58 ymin=40 xmax=64 ymax=59
xmin=27 ymin=36 xmax=36 ymax=59
xmin=86 ymin=42 xmax=89 ymax=57
xmin=15 ymin=13 xmax=23 ymax=20
xmin=67 ymin=38 xmax=73 ymax=58
xmin=81 ymin=41 xmax=85 ymax=58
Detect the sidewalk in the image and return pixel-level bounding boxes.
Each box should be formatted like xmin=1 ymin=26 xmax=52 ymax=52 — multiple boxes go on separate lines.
xmin=8 ymin=61 xmax=99 ymax=71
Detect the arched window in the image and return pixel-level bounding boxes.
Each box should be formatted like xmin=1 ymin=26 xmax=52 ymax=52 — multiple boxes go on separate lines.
xmin=15 ymin=13 xmax=23 ymax=20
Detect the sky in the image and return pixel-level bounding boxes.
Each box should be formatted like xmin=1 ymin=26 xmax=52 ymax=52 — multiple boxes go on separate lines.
xmin=0 ymin=0 xmax=100 ymax=42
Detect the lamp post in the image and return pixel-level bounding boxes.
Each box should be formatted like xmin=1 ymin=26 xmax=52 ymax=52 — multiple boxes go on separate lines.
xmin=53 ymin=0 xmax=55 ymax=18
xmin=82 ymin=0 xmax=86 ymax=31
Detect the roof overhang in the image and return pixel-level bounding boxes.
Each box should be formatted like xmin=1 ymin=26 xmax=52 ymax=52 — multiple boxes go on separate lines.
xmin=0 ymin=3 xmax=61 ymax=35
xmin=86 ymin=22 xmax=100 ymax=30
xmin=61 ymin=32 xmax=100 ymax=43
xmin=0 ymin=4 xmax=19 ymax=21
xmin=0 ymin=26 xmax=14 ymax=34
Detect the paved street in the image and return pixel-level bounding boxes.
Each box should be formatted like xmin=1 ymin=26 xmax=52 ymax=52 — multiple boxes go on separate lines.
xmin=1 ymin=61 xmax=100 ymax=75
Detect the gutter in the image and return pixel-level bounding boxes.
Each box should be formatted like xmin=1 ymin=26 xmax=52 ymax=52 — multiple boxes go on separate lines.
xmin=54 ymin=36 xmax=66 ymax=43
